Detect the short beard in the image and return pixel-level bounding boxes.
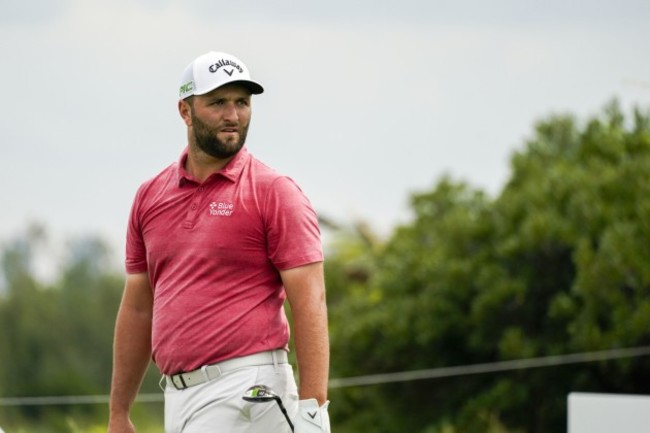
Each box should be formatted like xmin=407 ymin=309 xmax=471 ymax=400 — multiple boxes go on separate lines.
xmin=191 ymin=110 xmax=248 ymax=159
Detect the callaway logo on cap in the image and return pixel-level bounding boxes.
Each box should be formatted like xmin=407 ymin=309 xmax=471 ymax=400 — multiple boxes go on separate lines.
xmin=179 ymin=51 xmax=264 ymax=99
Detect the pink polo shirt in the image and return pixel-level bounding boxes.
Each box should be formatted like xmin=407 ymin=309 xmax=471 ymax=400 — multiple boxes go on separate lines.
xmin=125 ymin=147 xmax=323 ymax=374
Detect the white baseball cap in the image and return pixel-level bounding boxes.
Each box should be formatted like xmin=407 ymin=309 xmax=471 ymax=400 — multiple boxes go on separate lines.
xmin=178 ymin=51 xmax=264 ymax=99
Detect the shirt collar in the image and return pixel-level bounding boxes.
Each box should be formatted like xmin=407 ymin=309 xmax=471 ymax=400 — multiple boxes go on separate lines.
xmin=176 ymin=146 xmax=250 ymax=187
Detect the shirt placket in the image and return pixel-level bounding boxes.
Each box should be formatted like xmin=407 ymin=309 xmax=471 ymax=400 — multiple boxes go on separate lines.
xmin=184 ymin=185 xmax=207 ymax=229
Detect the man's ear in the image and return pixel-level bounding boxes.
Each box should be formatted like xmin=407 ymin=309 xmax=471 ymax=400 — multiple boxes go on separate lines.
xmin=178 ymin=99 xmax=192 ymax=127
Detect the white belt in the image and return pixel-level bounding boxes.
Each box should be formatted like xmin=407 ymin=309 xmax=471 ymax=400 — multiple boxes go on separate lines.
xmin=166 ymin=350 xmax=288 ymax=390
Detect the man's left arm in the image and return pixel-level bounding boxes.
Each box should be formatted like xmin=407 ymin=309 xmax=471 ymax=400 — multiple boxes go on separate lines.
xmin=280 ymin=261 xmax=329 ymax=405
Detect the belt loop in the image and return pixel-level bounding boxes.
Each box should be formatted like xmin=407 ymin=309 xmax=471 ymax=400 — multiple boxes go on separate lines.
xmin=159 ymin=375 xmax=167 ymax=392
xmin=201 ymin=365 xmax=210 ymax=382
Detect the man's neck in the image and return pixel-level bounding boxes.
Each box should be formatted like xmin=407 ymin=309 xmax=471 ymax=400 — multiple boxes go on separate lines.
xmin=185 ymin=143 xmax=235 ymax=183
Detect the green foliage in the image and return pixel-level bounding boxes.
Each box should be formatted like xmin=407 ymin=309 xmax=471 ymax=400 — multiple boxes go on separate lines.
xmin=0 ymin=225 xmax=162 ymax=431
xmin=326 ymin=100 xmax=650 ymax=432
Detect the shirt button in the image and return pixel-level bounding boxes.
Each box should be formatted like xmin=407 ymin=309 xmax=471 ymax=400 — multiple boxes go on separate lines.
xmin=191 ymin=204 xmax=197 ymax=210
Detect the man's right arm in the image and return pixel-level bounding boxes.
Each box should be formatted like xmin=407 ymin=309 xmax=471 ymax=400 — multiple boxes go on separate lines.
xmin=108 ymin=272 xmax=154 ymax=433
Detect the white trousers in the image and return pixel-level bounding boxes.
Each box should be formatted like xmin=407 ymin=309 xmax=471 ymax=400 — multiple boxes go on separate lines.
xmin=164 ymin=362 xmax=298 ymax=433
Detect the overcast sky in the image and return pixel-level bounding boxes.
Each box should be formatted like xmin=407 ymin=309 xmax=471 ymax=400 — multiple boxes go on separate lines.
xmin=1 ymin=0 xmax=650 ymax=271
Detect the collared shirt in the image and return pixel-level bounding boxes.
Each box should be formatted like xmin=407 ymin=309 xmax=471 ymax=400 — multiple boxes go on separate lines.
xmin=126 ymin=147 xmax=323 ymax=374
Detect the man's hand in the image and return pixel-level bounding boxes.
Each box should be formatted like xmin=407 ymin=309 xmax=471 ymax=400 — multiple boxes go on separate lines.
xmin=294 ymin=399 xmax=331 ymax=433
xmin=107 ymin=414 xmax=136 ymax=433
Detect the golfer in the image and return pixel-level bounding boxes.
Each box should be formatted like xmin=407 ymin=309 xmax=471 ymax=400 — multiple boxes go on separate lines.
xmin=108 ymin=51 xmax=330 ymax=433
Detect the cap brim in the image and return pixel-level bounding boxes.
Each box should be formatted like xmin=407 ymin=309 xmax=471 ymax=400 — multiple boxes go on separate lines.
xmin=194 ymin=80 xmax=264 ymax=95
xmin=234 ymin=80 xmax=264 ymax=95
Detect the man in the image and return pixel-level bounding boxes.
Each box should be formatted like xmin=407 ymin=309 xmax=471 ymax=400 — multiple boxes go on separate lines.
xmin=108 ymin=51 xmax=330 ymax=433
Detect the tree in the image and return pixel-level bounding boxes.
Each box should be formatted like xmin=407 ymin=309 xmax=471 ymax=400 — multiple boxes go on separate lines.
xmin=0 ymin=225 xmax=161 ymax=428
xmin=326 ymin=101 xmax=650 ymax=432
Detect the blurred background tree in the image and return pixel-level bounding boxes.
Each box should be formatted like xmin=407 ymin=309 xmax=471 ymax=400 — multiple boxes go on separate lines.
xmin=0 ymin=225 xmax=162 ymax=430
xmin=326 ymin=100 xmax=650 ymax=433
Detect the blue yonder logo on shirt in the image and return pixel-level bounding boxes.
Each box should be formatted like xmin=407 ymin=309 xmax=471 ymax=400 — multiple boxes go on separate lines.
xmin=209 ymin=201 xmax=234 ymax=217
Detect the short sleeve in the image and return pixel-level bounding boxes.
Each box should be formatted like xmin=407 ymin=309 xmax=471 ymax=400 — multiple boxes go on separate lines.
xmin=125 ymin=186 xmax=149 ymax=274
xmin=264 ymin=176 xmax=323 ymax=270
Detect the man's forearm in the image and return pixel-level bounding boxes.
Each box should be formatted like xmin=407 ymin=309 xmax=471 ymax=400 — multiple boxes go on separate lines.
xmin=109 ymin=305 xmax=153 ymax=416
xmin=292 ymin=298 xmax=330 ymax=405
xmin=281 ymin=262 xmax=330 ymax=405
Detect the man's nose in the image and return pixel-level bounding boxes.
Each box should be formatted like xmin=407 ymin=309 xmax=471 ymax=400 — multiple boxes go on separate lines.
xmin=223 ymin=102 xmax=239 ymax=121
